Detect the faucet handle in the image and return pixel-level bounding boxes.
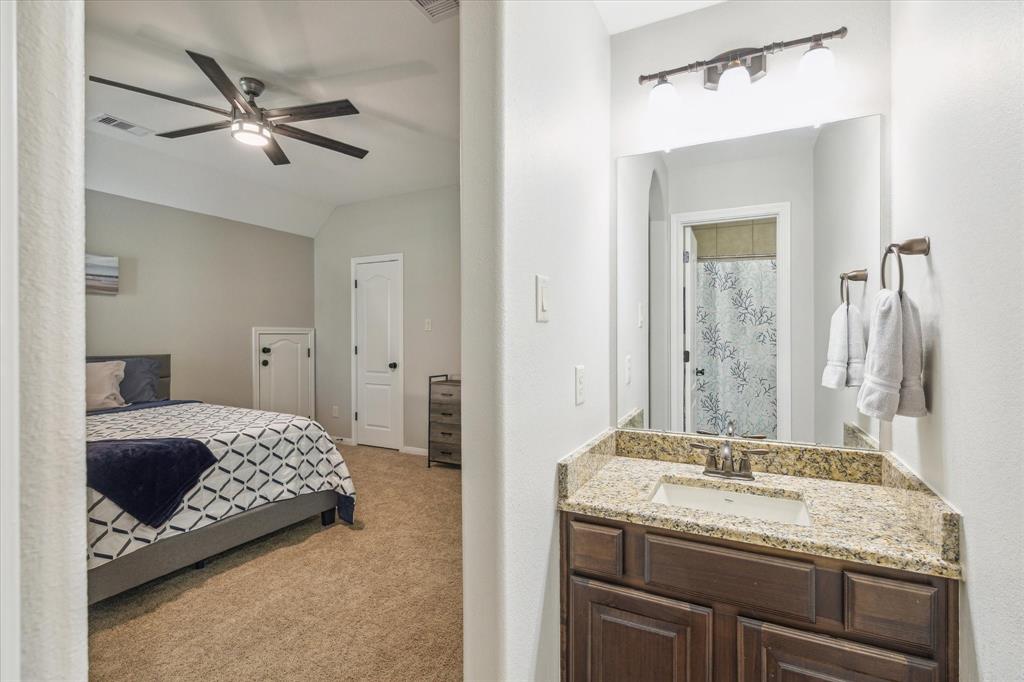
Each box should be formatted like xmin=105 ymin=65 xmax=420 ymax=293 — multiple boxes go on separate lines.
xmin=737 ymin=448 xmax=770 ymax=475
xmin=690 ymin=443 xmax=715 ymax=452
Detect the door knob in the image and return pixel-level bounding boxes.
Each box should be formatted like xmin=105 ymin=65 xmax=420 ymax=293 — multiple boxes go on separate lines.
xmin=261 ymin=359 xmax=269 ymax=367
xmin=388 ymin=362 xmax=398 ymax=369
xmin=261 ymin=347 xmax=271 ymax=354
xmin=695 ymin=368 xmax=705 ymax=376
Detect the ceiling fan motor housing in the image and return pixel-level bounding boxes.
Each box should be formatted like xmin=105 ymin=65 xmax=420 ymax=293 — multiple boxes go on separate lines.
xmin=238 ymin=76 xmax=266 ymax=100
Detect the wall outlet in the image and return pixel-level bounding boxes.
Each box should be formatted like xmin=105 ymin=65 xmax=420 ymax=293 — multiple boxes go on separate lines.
xmin=625 ymin=354 xmax=632 ymax=385
xmin=574 ymin=365 xmax=585 ymax=405
xmin=424 ymin=318 xmax=432 ymax=331
xmin=536 ymin=274 xmax=550 ymax=322
xmin=331 ymin=405 xmax=340 ymax=418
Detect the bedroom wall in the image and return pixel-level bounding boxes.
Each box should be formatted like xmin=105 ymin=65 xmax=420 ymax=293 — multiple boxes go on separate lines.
xmin=15 ymin=0 xmax=89 ymax=678
xmin=85 ymin=190 xmax=314 ymax=408
xmin=313 ymin=184 xmax=460 ymax=450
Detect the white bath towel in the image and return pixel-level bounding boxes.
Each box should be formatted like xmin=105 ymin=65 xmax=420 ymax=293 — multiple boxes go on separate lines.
xmin=857 ymin=290 xmax=903 ymax=420
xmin=821 ymin=303 xmax=849 ymax=389
xmin=846 ymin=303 xmax=866 ymax=387
xmin=897 ymin=293 xmax=927 ymax=416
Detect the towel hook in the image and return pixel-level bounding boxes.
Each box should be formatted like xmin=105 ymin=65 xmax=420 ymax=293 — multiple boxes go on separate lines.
xmin=880 ymin=237 xmax=930 ymax=294
xmin=839 ymin=269 xmax=868 ymax=304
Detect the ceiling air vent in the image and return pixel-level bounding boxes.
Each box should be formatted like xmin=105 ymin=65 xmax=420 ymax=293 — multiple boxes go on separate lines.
xmin=409 ymin=0 xmax=458 ymax=23
xmin=91 ymin=113 xmax=152 ymax=137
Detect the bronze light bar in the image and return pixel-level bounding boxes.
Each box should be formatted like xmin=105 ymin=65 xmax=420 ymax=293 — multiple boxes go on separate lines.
xmin=638 ymin=26 xmax=848 ymax=87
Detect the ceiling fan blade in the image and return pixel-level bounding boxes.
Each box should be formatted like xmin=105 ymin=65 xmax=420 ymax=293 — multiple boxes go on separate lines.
xmin=263 ymin=99 xmax=359 ymax=124
xmin=185 ymin=50 xmax=256 ymax=116
xmin=89 ymin=76 xmax=231 ymax=117
xmin=156 ymin=120 xmax=232 ymax=139
xmin=272 ymin=124 xmax=369 ymax=159
xmin=263 ymin=137 xmax=290 ymax=166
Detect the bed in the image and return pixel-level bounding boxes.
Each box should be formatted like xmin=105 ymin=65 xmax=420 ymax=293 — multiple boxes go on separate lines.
xmin=85 ymin=354 xmax=355 ymax=604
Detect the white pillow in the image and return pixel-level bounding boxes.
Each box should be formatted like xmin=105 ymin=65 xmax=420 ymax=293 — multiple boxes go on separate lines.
xmin=86 ymin=361 xmax=126 ymax=411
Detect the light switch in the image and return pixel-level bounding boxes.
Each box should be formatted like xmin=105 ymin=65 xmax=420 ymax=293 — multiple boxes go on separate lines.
xmin=574 ymin=365 xmax=585 ymax=405
xmin=424 ymin=318 xmax=432 ymax=332
xmin=625 ymin=355 xmax=632 ymax=385
xmin=331 ymin=405 xmax=340 ymax=417
xmin=536 ymin=275 xmax=550 ymax=322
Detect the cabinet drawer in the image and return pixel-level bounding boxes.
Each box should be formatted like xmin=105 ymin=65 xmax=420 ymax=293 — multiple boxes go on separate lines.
xmin=429 ymin=404 xmax=460 ymax=425
xmin=430 ymin=384 xmax=461 ymax=404
xmin=844 ymin=572 xmax=939 ymax=651
xmin=429 ymin=441 xmax=461 ymax=464
xmin=429 ymin=422 xmax=461 ymax=445
xmin=738 ymin=618 xmax=938 ymax=681
xmin=569 ymin=521 xmax=623 ymax=578
xmin=645 ymin=534 xmax=816 ymax=622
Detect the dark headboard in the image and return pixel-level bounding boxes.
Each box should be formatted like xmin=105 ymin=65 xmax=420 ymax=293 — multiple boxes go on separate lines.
xmin=86 ymin=354 xmax=171 ymax=400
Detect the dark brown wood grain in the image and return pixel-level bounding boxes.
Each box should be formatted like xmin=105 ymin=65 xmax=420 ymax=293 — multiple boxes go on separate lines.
xmin=571 ymin=577 xmax=712 ymax=682
xmin=645 ymin=534 xmax=817 ymax=622
xmin=845 ymin=572 xmax=939 ymax=651
xmin=737 ymin=617 xmax=940 ymax=681
xmin=569 ymin=521 xmax=623 ymax=579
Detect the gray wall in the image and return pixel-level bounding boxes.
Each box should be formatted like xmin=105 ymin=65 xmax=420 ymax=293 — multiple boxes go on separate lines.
xmin=314 ymin=185 xmax=460 ymax=449
xmin=85 ymin=190 xmax=314 ymax=408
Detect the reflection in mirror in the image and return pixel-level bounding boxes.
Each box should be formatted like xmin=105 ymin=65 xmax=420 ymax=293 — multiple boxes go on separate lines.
xmin=615 ymin=115 xmax=882 ymax=450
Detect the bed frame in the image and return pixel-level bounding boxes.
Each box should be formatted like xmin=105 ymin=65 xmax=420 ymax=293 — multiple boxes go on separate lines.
xmin=86 ymin=354 xmax=341 ymax=605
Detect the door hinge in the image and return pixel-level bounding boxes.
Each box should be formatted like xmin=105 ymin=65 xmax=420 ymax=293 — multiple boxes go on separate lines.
xmin=684 ymin=350 xmax=690 ymax=363
xmin=354 ymin=345 xmax=358 ymax=355
xmin=354 ymin=279 xmax=358 ymax=288
xmin=307 ymin=348 xmax=311 ymax=358
xmin=683 ymin=250 xmax=691 ymax=264
xmin=354 ymin=411 xmax=358 ymax=421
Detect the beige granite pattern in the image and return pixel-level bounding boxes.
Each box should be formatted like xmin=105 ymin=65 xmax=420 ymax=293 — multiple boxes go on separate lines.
xmin=844 ymin=422 xmax=880 ymax=450
xmin=617 ymin=407 xmax=645 ymax=429
xmin=557 ymin=429 xmax=962 ymax=579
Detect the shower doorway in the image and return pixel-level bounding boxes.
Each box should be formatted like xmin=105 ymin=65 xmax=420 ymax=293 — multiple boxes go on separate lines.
xmin=670 ymin=203 xmax=792 ymax=440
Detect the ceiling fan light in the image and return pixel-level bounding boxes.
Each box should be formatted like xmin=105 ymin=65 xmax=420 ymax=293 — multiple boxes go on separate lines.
xmin=231 ymin=119 xmax=271 ymax=147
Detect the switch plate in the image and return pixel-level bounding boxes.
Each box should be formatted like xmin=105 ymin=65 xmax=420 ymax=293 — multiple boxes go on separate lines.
xmin=331 ymin=405 xmax=340 ymax=417
xmin=424 ymin=318 xmax=432 ymax=332
xmin=574 ymin=365 xmax=585 ymax=405
xmin=625 ymin=354 xmax=632 ymax=385
xmin=536 ymin=275 xmax=550 ymax=322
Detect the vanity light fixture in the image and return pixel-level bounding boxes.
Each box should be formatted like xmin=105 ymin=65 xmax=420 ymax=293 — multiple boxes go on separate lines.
xmin=638 ymin=26 xmax=847 ymax=99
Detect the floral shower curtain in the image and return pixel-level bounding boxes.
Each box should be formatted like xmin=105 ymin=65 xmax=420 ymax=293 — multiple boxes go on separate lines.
xmin=692 ymin=258 xmax=778 ymax=438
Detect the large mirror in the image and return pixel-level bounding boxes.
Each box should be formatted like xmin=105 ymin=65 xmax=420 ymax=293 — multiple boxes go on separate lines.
xmin=615 ymin=115 xmax=883 ymax=449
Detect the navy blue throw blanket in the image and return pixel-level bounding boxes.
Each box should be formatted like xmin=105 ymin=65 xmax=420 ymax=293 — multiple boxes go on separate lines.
xmin=86 ymin=438 xmax=216 ymax=527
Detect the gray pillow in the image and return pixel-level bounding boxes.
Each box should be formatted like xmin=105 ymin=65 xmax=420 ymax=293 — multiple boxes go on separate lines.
xmin=117 ymin=357 xmax=161 ymax=403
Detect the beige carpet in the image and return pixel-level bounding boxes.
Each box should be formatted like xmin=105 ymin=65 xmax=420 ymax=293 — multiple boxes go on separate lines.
xmin=89 ymin=446 xmax=462 ymax=681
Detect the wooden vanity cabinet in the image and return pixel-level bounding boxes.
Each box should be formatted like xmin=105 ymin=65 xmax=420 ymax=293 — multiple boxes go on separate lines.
xmin=560 ymin=512 xmax=958 ymax=682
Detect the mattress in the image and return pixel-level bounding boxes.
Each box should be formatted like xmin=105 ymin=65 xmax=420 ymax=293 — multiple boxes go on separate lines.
xmin=86 ymin=402 xmax=355 ymax=569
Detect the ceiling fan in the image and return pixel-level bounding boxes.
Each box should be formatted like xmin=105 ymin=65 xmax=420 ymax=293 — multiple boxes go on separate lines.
xmin=89 ymin=50 xmax=369 ymax=166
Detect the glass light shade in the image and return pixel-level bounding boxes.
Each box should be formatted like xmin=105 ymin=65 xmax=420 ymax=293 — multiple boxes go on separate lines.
xmin=648 ymin=78 xmax=682 ymax=150
xmin=717 ymin=62 xmax=751 ymax=98
xmin=799 ymin=44 xmax=835 ymax=88
xmin=231 ymin=119 xmax=271 ymax=147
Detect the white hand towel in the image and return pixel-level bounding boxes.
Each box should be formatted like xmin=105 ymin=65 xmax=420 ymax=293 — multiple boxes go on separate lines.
xmin=846 ymin=302 xmax=866 ymax=387
xmin=897 ymin=293 xmax=927 ymax=416
xmin=857 ymin=290 xmax=903 ymax=420
xmin=821 ymin=303 xmax=848 ymax=389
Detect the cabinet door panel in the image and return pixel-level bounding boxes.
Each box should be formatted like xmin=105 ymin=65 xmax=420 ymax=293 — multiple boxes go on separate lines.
xmin=571 ymin=577 xmax=712 ymax=682
xmin=738 ymin=617 xmax=939 ymax=682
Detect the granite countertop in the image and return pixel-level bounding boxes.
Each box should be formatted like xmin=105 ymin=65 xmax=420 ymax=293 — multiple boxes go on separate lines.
xmin=558 ymin=430 xmax=962 ymax=579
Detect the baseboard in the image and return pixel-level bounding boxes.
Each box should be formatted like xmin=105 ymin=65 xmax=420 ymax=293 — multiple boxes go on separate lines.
xmin=400 ymin=446 xmax=428 ymax=456
xmin=335 ymin=436 xmax=356 ymax=446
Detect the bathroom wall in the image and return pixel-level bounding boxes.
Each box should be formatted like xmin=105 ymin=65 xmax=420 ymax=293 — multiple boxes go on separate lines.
xmin=890 ymin=1 xmax=1024 ymax=677
xmin=812 ymin=116 xmax=882 ymax=447
xmin=460 ymin=0 xmax=611 ymax=678
xmin=610 ymin=0 xmax=891 ymax=156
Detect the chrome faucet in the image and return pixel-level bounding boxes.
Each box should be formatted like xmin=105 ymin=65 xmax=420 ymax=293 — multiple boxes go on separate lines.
xmin=691 ymin=420 xmax=769 ymax=481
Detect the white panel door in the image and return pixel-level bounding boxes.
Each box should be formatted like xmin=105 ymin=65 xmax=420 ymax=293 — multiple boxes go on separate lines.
xmin=355 ymin=258 xmax=403 ymax=449
xmin=254 ymin=330 xmax=314 ymax=418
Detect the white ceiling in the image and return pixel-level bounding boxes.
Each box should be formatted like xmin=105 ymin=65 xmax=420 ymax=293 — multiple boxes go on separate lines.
xmin=593 ymin=0 xmax=726 ymax=35
xmin=85 ymin=0 xmax=459 ymax=237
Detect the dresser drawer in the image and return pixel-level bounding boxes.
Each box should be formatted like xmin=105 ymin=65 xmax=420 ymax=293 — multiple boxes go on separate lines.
xmin=569 ymin=521 xmax=623 ymax=578
xmin=429 ymin=403 xmax=460 ymax=425
xmin=645 ymin=534 xmax=816 ymax=622
xmin=844 ymin=572 xmax=939 ymax=651
xmin=429 ymin=423 xmax=461 ymax=445
xmin=429 ymin=441 xmax=461 ymax=464
xmin=430 ymin=383 xmax=461 ymax=404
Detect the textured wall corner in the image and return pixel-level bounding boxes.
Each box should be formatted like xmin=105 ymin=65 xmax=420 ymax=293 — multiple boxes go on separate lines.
xmin=17 ymin=1 xmax=88 ymax=678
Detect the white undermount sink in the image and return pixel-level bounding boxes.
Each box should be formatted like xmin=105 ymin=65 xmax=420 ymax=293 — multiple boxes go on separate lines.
xmin=649 ymin=481 xmax=812 ymax=527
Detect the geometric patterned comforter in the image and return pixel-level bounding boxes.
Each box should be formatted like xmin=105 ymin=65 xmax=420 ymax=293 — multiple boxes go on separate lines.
xmin=86 ymin=402 xmax=355 ymax=569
